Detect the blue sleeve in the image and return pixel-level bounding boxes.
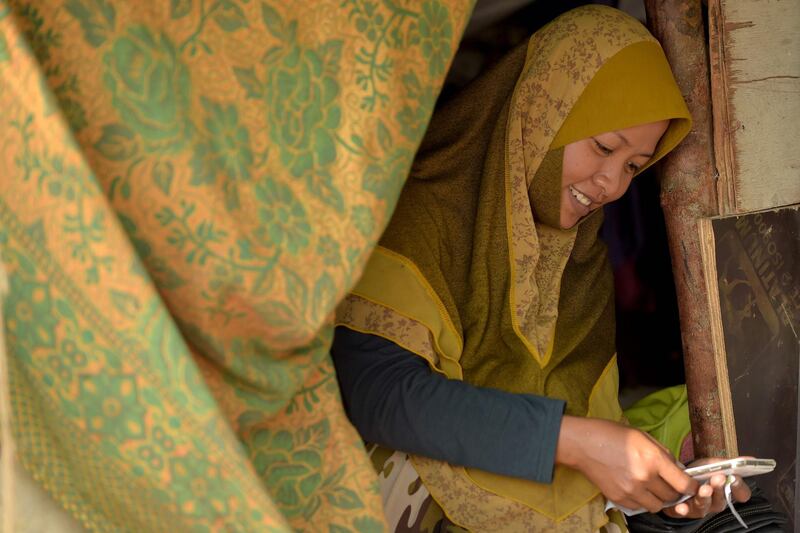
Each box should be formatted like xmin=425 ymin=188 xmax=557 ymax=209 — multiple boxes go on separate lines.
xmin=331 ymin=326 xmax=566 ymax=484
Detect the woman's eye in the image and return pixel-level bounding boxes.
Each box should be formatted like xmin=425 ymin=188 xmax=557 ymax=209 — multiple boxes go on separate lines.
xmin=593 ymin=139 xmax=612 ymax=155
xmin=626 ymin=161 xmax=641 ymax=173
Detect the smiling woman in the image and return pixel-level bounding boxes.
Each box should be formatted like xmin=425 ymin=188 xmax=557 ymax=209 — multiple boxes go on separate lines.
xmin=330 ymin=5 xmax=750 ymax=532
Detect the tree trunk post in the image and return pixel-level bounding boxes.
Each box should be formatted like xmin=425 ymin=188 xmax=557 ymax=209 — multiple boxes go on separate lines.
xmin=644 ymin=0 xmax=727 ymax=458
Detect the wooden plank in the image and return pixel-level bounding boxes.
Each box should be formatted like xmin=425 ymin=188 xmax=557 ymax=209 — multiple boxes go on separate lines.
xmin=697 ymin=217 xmax=739 ymax=457
xmin=709 ymin=0 xmax=800 ymax=214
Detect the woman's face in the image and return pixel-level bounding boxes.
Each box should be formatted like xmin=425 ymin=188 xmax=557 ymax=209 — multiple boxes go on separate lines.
xmin=559 ymin=120 xmax=669 ymax=229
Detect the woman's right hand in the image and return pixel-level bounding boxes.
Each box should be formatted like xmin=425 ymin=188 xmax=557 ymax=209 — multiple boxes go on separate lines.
xmin=555 ymin=416 xmax=699 ymax=513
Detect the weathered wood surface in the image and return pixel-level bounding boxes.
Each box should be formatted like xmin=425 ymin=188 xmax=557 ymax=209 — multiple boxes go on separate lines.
xmin=698 ymin=206 xmax=800 ymax=530
xmin=709 ymin=0 xmax=800 ymax=214
xmin=645 ymin=0 xmax=727 ymax=458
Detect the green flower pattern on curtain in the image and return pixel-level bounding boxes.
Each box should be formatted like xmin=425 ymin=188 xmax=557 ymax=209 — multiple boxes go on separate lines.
xmin=0 ymin=0 xmax=474 ymax=530
xmin=103 ymin=25 xmax=194 ymax=155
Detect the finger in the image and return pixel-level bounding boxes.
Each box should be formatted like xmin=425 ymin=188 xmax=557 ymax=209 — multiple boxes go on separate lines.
xmin=730 ymin=476 xmax=752 ymax=503
xmin=666 ymin=483 xmax=713 ymax=519
xmin=697 ymin=482 xmax=715 ymax=499
xmin=634 ymin=490 xmax=667 ymax=514
xmin=664 ymin=502 xmax=691 ymax=518
xmin=659 ymin=460 xmax=699 ymax=495
xmin=647 ymin=477 xmax=681 ymax=504
xmin=663 ymin=483 xmax=713 ymax=519
xmin=708 ymin=475 xmax=727 ymax=513
xmin=687 ymin=483 xmax=714 ymax=517
xmin=616 ymin=497 xmax=645 ymax=512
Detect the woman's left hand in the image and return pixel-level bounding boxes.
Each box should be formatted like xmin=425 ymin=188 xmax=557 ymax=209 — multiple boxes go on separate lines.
xmin=662 ymin=458 xmax=752 ymax=519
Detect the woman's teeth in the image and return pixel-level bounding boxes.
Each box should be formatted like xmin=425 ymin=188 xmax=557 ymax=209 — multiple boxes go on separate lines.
xmin=569 ymin=185 xmax=592 ymax=207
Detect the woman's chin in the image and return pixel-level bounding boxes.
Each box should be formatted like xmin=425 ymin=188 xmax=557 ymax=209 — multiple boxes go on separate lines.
xmin=560 ymin=217 xmax=578 ymax=230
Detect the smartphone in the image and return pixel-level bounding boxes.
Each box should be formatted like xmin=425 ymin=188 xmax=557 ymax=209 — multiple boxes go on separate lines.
xmin=683 ymin=457 xmax=776 ymax=481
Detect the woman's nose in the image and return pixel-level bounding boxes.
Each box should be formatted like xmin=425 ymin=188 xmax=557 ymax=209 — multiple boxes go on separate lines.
xmin=593 ymin=164 xmax=625 ymax=201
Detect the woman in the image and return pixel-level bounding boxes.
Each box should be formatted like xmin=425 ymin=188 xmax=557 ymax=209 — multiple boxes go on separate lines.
xmin=333 ymin=5 xmax=749 ymax=532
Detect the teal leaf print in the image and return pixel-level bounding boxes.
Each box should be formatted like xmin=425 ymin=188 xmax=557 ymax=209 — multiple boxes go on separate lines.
xmin=397 ymin=71 xmax=436 ymax=141
xmin=26 ymin=220 xmax=46 ymax=244
xmin=170 ymin=0 xmax=193 ymax=19
xmin=348 ymin=1 xmax=386 ymax=43
xmin=362 ymin=148 xmax=411 ymax=201
xmin=190 ymin=98 xmax=253 ymax=210
xmin=319 ymin=39 xmax=343 ymax=71
xmin=260 ymin=45 xmax=282 ymax=65
xmin=213 ymin=0 xmax=248 ymax=32
xmin=351 ymin=205 xmax=375 ymax=238
xmin=266 ymin=41 xmax=342 ymax=177
xmin=63 ymin=205 xmax=113 ymax=284
xmin=255 ymin=301 xmax=296 ymax=328
xmin=316 ymin=236 xmax=341 ymax=267
xmin=349 ymin=0 xmax=421 ymax=110
xmin=119 ymin=180 xmax=131 ymax=200
xmin=254 ymin=180 xmax=311 ymax=255
xmin=65 ymin=0 xmax=116 ymax=47
xmin=233 ymin=66 xmax=264 ymax=99
xmin=324 ymin=486 xmax=363 ymax=510
xmin=54 ymin=299 xmax=77 ymax=322
xmin=188 ymin=153 xmax=216 ymax=186
xmin=312 ymin=272 xmax=335 ymax=313
xmin=236 ymin=238 xmax=253 ymax=260
xmin=401 ymin=69 xmax=423 ymax=98
xmin=16 ymin=4 xmax=61 ymax=63
xmin=94 ymin=123 xmax=138 ymax=161
xmin=0 ymin=32 xmax=9 ymax=63
xmin=329 ymin=525 xmax=351 ymax=533
xmin=103 ymin=26 xmax=193 ymax=154
xmin=118 ymin=212 xmax=187 ymax=289
xmin=249 ymin=420 xmax=331 ymax=519
xmin=354 ymin=516 xmax=384 ymax=533
xmin=284 ymin=268 xmax=308 ymax=315
xmin=261 ymin=2 xmax=288 ymax=39
xmin=307 ymin=173 xmax=345 ymax=213
xmin=296 ymin=418 xmax=330 ymax=449
xmin=376 ymin=119 xmax=393 ymax=151
xmin=152 ymin=160 xmax=174 ymax=195
xmin=110 ymin=289 xmax=141 ymax=318
xmin=195 ymin=99 xmax=252 ymax=177
xmin=418 ymin=0 xmax=453 ymax=76
xmin=61 ymin=98 xmax=88 ymax=132
xmin=224 ymin=183 xmax=240 ymax=212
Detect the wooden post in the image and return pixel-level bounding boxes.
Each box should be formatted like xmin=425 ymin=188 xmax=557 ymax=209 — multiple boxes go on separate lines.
xmin=644 ymin=0 xmax=727 ymax=457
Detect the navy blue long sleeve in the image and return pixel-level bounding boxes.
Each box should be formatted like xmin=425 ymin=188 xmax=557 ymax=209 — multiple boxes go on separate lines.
xmin=331 ymin=326 xmax=565 ymax=483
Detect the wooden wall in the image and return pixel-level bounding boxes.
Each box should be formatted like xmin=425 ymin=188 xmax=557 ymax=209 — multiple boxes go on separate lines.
xmin=709 ymin=0 xmax=800 ymax=215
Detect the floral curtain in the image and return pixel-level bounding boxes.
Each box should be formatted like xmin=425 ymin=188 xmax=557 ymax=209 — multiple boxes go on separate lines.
xmin=0 ymin=0 xmax=472 ymax=530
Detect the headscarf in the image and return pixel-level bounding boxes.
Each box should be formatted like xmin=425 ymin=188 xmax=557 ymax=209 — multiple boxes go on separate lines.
xmin=337 ymin=5 xmax=691 ymax=530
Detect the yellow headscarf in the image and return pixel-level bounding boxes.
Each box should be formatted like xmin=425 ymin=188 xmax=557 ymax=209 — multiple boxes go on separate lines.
xmin=338 ymin=5 xmax=691 ymax=530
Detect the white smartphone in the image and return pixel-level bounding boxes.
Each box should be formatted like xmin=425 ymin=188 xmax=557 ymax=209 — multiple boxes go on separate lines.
xmin=683 ymin=457 xmax=776 ymax=481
